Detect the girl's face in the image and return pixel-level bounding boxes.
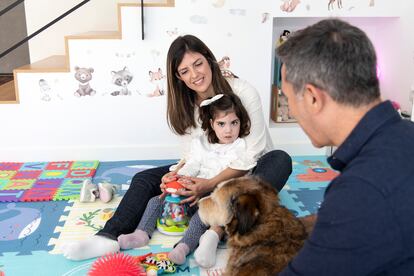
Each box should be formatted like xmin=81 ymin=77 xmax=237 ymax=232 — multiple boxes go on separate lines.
xmin=176 ymin=51 xmax=214 ymax=101
xmin=210 ymin=111 xmax=240 ymax=144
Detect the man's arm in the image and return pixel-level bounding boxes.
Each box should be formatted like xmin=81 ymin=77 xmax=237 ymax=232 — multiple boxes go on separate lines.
xmin=279 ymin=177 xmax=395 ymax=276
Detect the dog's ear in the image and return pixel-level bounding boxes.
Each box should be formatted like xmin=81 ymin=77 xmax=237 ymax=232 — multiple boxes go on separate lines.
xmin=229 ymin=193 xmax=260 ymax=235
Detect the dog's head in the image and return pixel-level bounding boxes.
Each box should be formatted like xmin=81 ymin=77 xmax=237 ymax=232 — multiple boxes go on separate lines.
xmin=198 ymin=176 xmax=279 ymax=236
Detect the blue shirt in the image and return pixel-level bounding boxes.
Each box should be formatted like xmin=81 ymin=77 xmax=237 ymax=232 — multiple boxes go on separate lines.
xmin=280 ymin=101 xmax=414 ymax=275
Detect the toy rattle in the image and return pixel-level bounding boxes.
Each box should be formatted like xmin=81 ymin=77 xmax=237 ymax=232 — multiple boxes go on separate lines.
xmin=157 ymin=180 xmax=189 ymax=236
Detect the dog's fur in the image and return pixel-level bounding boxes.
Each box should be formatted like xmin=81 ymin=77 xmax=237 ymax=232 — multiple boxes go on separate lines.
xmin=198 ymin=176 xmax=307 ymax=276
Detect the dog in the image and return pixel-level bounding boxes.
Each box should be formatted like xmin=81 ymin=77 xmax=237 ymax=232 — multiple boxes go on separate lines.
xmin=198 ymin=176 xmax=307 ymax=276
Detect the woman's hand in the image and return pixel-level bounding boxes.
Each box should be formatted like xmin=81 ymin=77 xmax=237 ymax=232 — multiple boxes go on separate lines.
xmin=176 ymin=176 xmax=215 ymax=206
xmin=159 ymin=171 xmax=178 ymax=199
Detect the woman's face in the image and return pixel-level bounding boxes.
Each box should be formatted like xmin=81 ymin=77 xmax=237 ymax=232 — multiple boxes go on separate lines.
xmin=176 ymin=51 xmax=214 ymax=100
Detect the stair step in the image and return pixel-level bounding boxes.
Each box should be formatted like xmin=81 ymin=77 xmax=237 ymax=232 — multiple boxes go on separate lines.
xmin=66 ymin=31 xmax=121 ymax=40
xmin=0 ymin=74 xmax=13 ymax=86
xmin=14 ymin=32 xmax=122 ymax=75
xmin=14 ymin=55 xmax=68 ymax=73
xmin=0 ymin=80 xmax=17 ymax=103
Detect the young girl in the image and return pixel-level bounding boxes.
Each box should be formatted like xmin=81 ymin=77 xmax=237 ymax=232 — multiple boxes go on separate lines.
xmin=117 ymin=94 xmax=255 ymax=266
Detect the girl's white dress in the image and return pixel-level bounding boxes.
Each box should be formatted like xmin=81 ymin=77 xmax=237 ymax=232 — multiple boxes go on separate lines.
xmin=177 ymin=135 xmax=256 ymax=179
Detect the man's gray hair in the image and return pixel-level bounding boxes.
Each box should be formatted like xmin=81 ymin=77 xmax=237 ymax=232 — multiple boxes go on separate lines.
xmin=277 ymin=18 xmax=380 ymax=107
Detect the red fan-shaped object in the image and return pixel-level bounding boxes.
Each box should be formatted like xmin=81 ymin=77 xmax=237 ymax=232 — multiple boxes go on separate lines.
xmin=88 ymin=252 xmax=146 ymax=276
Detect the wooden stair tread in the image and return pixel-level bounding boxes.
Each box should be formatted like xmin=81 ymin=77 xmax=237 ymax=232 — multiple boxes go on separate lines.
xmin=0 ymin=80 xmax=17 ymax=103
xmin=120 ymin=1 xmax=175 ymax=7
xmin=66 ymin=31 xmax=121 ymax=40
xmin=14 ymin=55 xmax=68 ymax=73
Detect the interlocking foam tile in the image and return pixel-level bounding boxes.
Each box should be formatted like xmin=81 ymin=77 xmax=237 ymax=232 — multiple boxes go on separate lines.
xmin=0 ymin=250 xmax=94 ymax=276
xmin=0 ymin=247 xmax=215 ymax=275
xmin=93 ymin=159 xmax=178 ymax=185
xmin=49 ymin=197 xmax=122 ymax=254
xmin=279 ymin=188 xmax=309 ymax=217
xmin=286 ymin=188 xmax=325 ymax=215
xmin=296 ymin=167 xmax=339 ymax=182
xmin=0 ymin=161 xmax=99 ymax=202
xmin=92 ymin=159 xmax=178 ymax=196
xmin=279 ymin=156 xmax=336 ymax=216
xmin=0 ymin=163 xmax=23 ymax=171
xmin=0 ymin=201 xmax=72 ymax=256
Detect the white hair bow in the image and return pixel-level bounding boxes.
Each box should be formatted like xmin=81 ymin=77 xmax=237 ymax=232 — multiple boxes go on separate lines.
xmin=200 ymin=94 xmax=224 ymax=107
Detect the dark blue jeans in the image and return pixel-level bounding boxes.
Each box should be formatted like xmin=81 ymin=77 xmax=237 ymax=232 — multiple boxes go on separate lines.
xmin=97 ymin=150 xmax=292 ymax=240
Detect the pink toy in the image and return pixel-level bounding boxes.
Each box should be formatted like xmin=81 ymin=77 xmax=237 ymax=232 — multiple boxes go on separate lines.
xmin=88 ymin=252 xmax=146 ymax=276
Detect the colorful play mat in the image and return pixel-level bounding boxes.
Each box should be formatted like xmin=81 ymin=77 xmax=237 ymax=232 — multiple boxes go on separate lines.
xmin=0 ymin=156 xmax=338 ymax=275
xmin=0 ymin=161 xmax=99 ymax=202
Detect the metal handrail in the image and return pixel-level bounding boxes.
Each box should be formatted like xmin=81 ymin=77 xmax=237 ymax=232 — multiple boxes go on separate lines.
xmin=0 ymin=0 xmax=24 ymax=17
xmin=0 ymin=0 xmax=91 ymax=60
xmin=141 ymin=0 xmax=144 ymax=40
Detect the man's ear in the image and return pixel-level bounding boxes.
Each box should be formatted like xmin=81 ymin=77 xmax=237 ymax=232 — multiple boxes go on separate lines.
xmin=303 ymin=84 xmax=326 ymax=114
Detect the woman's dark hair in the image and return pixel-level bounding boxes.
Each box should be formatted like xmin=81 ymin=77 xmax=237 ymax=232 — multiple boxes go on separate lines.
xmin=199 ymin=94 xmax=250 ymax=144
xmin=166 ymin=35 xmax=235 ymax=135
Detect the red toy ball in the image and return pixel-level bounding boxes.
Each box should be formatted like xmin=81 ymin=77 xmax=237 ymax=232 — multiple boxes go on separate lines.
xmin=88 ymin=252 xmax=146 ymax=276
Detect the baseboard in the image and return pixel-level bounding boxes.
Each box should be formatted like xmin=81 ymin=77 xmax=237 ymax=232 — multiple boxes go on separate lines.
xmin=0 ymin=144 xmax=183 ymax=162
xmin=0 ymin=141 xmax=327 ymax=162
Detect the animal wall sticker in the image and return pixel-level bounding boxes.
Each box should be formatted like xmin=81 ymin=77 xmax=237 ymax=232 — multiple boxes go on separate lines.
xmin=328 ymin=0 xmax=375 ymax=10
xmin=328 ymin=0 xmax=342 ymax=10
xmin=110 ymin=66 xmax=133 ymax=96
xmin=280 ymin=0 xmax=301 ymax=13
xmin=74 ymin=66 xmax=96 ymax=97
xmin=38 ymin=79 xmax=63 ymax=101
xmin=218 ymin=56 xmax=237 ymax=78
xmin=147 ymin=68 xmax=166 ymax=97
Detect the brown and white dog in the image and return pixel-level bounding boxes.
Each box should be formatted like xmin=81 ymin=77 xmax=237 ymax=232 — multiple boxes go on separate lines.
xmin=198 ymin=176 xmax=307 ymax=276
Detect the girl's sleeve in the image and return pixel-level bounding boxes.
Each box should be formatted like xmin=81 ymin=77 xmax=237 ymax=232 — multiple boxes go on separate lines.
xmin=228 ymin=138 xmax=257 ymax=171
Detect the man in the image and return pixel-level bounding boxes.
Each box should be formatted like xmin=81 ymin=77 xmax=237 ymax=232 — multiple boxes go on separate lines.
xmin=277 ymin=18 xmax=414 ymax=275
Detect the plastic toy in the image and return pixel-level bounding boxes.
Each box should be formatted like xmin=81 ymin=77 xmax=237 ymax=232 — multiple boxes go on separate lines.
xmin=139 ymin=252 xmax=176 ymax=275
xmin=88 ymin=252 xmax=176 ymax=276
xmin=88 ymin=252 xmax=146 ymax=276
xmin=157 ymin=180 xmax=189 ymax=235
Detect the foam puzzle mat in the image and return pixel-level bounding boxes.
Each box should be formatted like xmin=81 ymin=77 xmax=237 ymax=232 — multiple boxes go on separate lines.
xmin=0 ymin=161 xmax=99 ymax=202
xmin=0 ymin=156 xmax=338 ymax=275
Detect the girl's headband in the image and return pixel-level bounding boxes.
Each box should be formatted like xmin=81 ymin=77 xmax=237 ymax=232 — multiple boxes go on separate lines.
xmin=200 ymin=94 xmax=224 ymax=107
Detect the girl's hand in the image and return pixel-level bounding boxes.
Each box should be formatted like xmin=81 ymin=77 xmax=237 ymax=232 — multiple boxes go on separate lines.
xmin=176 ymin=176 xmax=215 ymax=206
xmin=159 ymin=171 xmax=178 ymax=199
xmin=161 ymin=171 xmax=178 ymax=184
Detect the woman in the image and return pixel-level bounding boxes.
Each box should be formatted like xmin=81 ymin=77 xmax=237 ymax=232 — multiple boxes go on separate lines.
xmin=62 ymin=35 xmax=292 ymax=262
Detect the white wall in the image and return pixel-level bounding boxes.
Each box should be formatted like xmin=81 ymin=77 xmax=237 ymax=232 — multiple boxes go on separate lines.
xmin=24 ymin=0 xmax=160 ymax=62
xmin=3 ymin=0 xmax=409 ymax=162
xmin=394 ymin=1 xmax=414 ymax=113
